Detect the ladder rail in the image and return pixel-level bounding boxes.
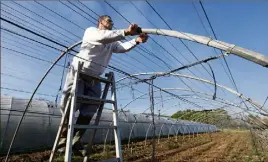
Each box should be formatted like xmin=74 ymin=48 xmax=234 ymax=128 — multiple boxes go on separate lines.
xmin=49 ymin=96 xmax=71 ymax=162
xmin=83 ymin=72 xmax=114 ymax=162
xmin=50 ymin=61 xmax=123 ymax=162
xmin=65 ymin=63 xmax=81 ymax=162
xmin=111 ymin=73 xmax=123 ymax=161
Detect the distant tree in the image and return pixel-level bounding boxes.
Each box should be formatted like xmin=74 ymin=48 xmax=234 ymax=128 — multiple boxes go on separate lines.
xmin=171 ymin=109 xmax=248 ymax=129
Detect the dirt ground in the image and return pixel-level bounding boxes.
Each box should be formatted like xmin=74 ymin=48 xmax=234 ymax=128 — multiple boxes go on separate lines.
xmin=1 ymin=130 xmax=267 ymax=162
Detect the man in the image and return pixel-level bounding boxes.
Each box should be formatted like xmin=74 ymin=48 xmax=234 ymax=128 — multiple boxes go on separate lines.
xmin=58 ymin=15 xmax=148 ymax=155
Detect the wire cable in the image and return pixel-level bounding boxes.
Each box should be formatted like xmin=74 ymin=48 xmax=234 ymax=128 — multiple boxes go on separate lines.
xmin=10 ymin=1 xmax=81 ymax=39
xmin=145 ymin=1 xmax=214 ymax=79
xmin=191 ymin=2 xmax=231 ymax=97
xmin=34 ymin=0 xmax=85 ymax=31
xmin=104 ymin=1 xmax=177 ymax=69
xmin=1 ymin=17 xmax=204 ymax=108
xmin=198 ymin=0 xmax=239 ymax=91
xmin=130 ymin=1 xmax=216 ymax=93
xmin=1 ymin=5 xmax=75 ymax=44
xmin=70 ymin=1 xmax=168 ymax=70
xmin=103 ymin=1 xmax=213 ymax=95
xmin=36 ymin=1 xmax=158 ymax=72
xmin=261 ymin=96 xmax=268 ymax=109
xmin=1 ymin=87 xmax=57 ymax=97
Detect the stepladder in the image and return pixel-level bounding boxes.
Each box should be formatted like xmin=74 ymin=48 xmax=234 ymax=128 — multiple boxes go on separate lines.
xmin=49 ymin=62 xmax=123 ymax=162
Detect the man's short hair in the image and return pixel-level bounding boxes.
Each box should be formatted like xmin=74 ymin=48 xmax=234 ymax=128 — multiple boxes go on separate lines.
xmin=98 ymin=15 xmax=111 ymax=27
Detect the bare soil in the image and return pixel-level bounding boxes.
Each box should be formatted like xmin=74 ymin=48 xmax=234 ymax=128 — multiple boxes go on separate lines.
xmin=1 ymin=131 xmax=267 ymax=162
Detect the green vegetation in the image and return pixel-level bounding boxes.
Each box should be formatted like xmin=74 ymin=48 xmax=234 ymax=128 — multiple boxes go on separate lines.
xmin=171 ymin=109 xmax=248 ymax=129
xmin=171 ymin=109 xmax=229 ymax=123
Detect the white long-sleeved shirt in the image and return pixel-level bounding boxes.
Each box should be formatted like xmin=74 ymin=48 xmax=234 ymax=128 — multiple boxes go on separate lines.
xmin=72 ymin=27 xmax=137 ymax=76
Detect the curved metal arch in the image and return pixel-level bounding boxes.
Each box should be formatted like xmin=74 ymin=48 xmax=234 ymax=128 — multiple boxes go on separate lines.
xmin=154 ymin=92 xmax=239 ymax=112
xmin=5 ymin=27 xmax=267 ymax=160
xmin=189 ymin=107 xmax=240 ymax=122
xmin=137 ymin=91 xmax=260 ymax=130
xmin=142 ymin=28 xmax=268 ymax=67
xmin=178 ymin=123 xmax=191 ymax=137
xmin=185 ymin=100 xmax=260 ymax=123
xmin=117 ymin=72 xmax=267 ymax=113
xmin=182 ymin=96 xmax=251 ymax=112
xmin=167 ymin=124 xmax=176 ymax=139
xmin=121 ymin=87 xmax=257 ymax=114
xmin=144 ymin=123 xmax=152 ymax=146
xmin=175 ymin=126 xmax=182 ymax=141
xmin=138 ymin=98 xmax=240 ymax=120
xmin=127 ymin=116 xmax=137 ymax=148
xmin=188 ymin=102 xmax=263 ymax=127
xmin=186 ymin=125 xmax=194 ymax=138
xmin=120 ymin=88 xmax=213 ymax=110
xmin=141 ymin=99 xmax=259 ymax=128
xmin=103 ymin=122 xmax=114 ymax=152
xmin=190 ymin=111 xmax=252 ymax=130
xmin=5 ymin=41 xmax=82 ymax=161
xmin=157 ymin=123 xmax=166 ymax=144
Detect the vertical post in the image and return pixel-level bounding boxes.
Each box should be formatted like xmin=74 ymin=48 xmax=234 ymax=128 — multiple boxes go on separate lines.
xmin=149 ymin=78 xmax=156 ymax=162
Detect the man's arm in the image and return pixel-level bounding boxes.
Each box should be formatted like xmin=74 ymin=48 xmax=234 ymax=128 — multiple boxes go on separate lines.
xmin=112 ymin=39 xmax=138 ymax=53
xmin=84 ymin=28 xmax=125 ymax=45
xmin=112 ymin=33 xmax=149 ymax=53
xmin=84 ymin=24 xmax=140 ymax=45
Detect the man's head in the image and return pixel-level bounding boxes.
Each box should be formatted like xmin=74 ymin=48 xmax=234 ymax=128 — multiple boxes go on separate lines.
xmin=98 ymin=15 xmax=113 ymax=30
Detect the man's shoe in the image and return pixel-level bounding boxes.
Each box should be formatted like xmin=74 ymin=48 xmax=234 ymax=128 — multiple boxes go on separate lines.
xmin=72 ymin=148 xmax=84 ymax=157
xmin=55 ymin=141 xmax=84 ymax=156
xmin=73 ymin=142 xmax=84 ymax=150
xmin=72 ymin=142 xmax=84 ymax=157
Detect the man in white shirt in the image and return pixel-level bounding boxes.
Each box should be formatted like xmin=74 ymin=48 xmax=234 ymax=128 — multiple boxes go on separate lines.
xmin=58 ymin=15 xmax=148 ymax=155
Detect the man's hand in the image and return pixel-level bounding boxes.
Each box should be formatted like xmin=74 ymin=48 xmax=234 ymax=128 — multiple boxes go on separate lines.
xmin=124 ymin=24 xmax=140 ymax=36
xmin=135 ymin=33 xmax=148 ymax=44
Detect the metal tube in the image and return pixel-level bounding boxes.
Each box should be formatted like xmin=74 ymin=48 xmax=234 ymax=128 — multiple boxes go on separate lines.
xmin=145 ymin=123 xmax=152 ymax=146
xmin=168 ymin=125 xmax=175 ymax=139
xmin=117 ymin=72 xmax=267 ymax=114
xmin=158 ymin=124 xmax=165 ymax=144
xmin=4 ymin=41 xmax=82 ymax=162
xmin=142 ymin=28 xmax=268 ymax=67
xmin=128 ymin=122 xmax=137 ymax=148
xmin=103 ymin=122 xmax=113 ymax=153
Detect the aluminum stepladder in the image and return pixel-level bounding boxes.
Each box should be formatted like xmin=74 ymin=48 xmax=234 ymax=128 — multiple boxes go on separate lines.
xmin=49 ymin=62 xmax=123 ymax=162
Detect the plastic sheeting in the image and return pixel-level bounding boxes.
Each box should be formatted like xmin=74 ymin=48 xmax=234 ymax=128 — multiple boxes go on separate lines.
xmin=0 ymin=96 xmax=217 ymax=154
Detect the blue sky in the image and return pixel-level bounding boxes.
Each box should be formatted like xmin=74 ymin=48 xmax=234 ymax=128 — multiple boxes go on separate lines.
xmin=1 ymin=1 xmax=268 ymax=117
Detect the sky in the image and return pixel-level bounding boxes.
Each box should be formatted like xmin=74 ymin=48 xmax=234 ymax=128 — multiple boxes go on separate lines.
xmin=1 ymin=0 xmax=268 ymax=118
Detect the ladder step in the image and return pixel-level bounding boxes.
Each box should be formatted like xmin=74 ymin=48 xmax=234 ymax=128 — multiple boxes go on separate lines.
xmin=77 ymin=95 xmax=115 ymax=104
xmin=79 ymin=71 xmax=112 ymax=84
xmin=99 ymin=158 xmax=120 ymax=162
xmin=74 ymin=125 xmax=117 ymax=129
